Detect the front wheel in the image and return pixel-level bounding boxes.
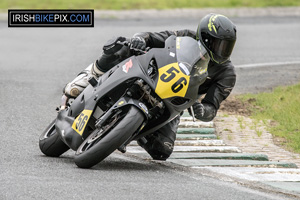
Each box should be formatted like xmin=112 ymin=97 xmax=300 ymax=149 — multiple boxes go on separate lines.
xmin=39 ymin=119 xmax=70 ymax=157
xmin=74 ymin=106 xmax=144 ymax=168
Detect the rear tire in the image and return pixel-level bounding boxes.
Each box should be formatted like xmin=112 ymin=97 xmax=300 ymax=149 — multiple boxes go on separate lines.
xmin=39 ymin=119 xmax=70 ymax=157
xmin=74 ymin=106 xmax=144 ymax=168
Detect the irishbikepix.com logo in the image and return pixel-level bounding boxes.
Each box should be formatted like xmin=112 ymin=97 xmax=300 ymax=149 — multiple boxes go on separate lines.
xmin=8 ymin=10 xmax=94 ymax=27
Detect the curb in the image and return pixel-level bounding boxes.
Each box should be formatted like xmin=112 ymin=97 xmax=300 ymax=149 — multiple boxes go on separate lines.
xmin=127 ymin=114 xmax=298 ymax=169
xmin=177 ymin=127 xmax=215 ymax=134
xmin=169 ymin=153 xmax=269 ymax=161
xmin=170 ymin=159 xmax=298 ymax=168
xmin=175 ymin=140 xmax=224 ymax=146
xmin=169 ymin=118 xmax=298 ymax=168
xmin=176 ymin=134 xmax=217 ymax=140
xmin=126 ymin=112 xmax=300 ymax=195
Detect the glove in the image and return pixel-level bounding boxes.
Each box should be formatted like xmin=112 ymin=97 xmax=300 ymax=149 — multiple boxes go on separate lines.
xmin=189 ymin=102 xmax=205 ymax=119
xmin=188 ymin=102 xmax=217 ymax=122
xmin=130 ymin=37 xmax=146 ymax=50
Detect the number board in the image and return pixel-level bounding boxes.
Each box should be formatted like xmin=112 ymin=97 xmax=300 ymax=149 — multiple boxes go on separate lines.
xmin=155 ymin=62 xmax=190 ymax=99
xmin=72 ymin=109 xmax=93 ymax=135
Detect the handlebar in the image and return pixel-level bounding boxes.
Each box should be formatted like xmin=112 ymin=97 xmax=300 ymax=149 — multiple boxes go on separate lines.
xmin=116 ymin=40 xmax=149 ymax=55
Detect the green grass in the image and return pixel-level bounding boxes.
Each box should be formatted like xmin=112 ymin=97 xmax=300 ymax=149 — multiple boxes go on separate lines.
xmin=240 ymin=83 xmax=300 ymax=153
xmin=251 ymin=119 xmax=263 ymax=137
xmin=237 ymin=116 xmax=245 ymax=130
xmin=1 ymin=0 xmax=300 ymax=10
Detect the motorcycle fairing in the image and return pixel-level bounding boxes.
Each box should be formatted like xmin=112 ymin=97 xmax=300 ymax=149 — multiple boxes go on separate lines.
xmin=133 ymin=36 xmax=209 ymax=138
xmin=56 ymin=35 xmax=209 ymax=150
xmin=56 ymin=56 xmax=150 ymax=150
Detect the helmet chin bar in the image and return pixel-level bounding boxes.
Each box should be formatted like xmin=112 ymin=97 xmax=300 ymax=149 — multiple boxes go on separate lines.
xmin=209 ymin=51 xmax=228 ymax=64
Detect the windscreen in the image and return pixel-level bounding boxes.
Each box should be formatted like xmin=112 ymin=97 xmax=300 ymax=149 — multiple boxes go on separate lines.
xmin=176 ymin=37 xmax=210 ymax=76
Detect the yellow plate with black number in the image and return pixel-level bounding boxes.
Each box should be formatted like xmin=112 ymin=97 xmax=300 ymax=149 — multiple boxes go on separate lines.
xmin=72 ymin=109 xmax=93 ymax=135
xmin=155 ymin=62 xmax=190 ymax=99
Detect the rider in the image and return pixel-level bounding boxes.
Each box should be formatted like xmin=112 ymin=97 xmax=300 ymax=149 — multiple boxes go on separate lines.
xmin=63 ymin=13 xmax=237 ymax=160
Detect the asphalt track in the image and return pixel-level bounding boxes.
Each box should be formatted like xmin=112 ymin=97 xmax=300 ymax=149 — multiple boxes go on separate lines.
xmin=0 ymin=15 xmax=300 ymax=199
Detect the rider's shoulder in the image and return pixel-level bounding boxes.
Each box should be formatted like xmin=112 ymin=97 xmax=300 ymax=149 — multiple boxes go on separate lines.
xmin=174 ymin=29 xmax=196 ymax=38
xmin=209 ymin=60 xmax=236 ymax=77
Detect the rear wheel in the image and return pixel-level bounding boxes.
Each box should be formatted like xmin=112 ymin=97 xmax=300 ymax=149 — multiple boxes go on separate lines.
xmin=39 ymin=119 xmax=70 ymax=157
xmin=74 ymin=106 xmax=144 ymax=168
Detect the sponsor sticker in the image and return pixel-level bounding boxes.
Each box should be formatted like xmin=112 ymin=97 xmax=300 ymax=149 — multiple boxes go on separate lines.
xmin=122 ymin=59 xmax=133 ymax=73
xmin=118 ymin=100 xmax=125 ymax=106
xmin=169 ymin=52 xmax=175 ymax=57
xmin=139 ymin=103 xmax=148 ymax=114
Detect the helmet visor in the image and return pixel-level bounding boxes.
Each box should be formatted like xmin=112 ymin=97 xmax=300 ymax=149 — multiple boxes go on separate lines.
xmin=202 ymin=32 xmax=236 ymax=63
xmin=211 ymin=38 xmax=235 ymax=58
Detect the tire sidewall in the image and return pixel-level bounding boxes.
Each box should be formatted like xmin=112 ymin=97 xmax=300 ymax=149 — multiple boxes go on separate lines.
xmin=39 ymin=119 xmax=69 ymax=157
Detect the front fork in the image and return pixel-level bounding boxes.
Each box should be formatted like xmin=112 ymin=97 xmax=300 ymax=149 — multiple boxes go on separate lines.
xmin=97 ymin=96 xmax=149 ymax=153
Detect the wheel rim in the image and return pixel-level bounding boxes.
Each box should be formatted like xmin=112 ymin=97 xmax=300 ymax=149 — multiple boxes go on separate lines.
xmin=40 ymin=122 xmax=56 ymax=140
xmin=76 ymin=110 xmax=125 ymax=154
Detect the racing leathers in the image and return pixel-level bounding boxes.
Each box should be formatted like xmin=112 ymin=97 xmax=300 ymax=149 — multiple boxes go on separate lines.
xmin=64 ymin=29 xmax=236 ymax=160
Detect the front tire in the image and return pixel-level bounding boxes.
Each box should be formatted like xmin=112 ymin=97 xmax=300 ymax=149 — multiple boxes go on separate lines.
xmin=74 ymin=106 xmax=144 ymax=168
xmin=39 ymin=119 xmax=70 ymax=157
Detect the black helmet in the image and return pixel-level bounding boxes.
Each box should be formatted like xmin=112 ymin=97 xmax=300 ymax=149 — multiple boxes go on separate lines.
xmin=196 ymin=13 xmax=237 ymax=64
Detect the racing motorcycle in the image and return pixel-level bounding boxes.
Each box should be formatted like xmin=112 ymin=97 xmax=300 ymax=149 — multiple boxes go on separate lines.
xmin=39 ymin=35 xmax=209 ymax=168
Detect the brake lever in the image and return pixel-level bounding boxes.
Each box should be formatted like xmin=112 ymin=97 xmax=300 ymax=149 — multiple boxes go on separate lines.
xmin=116 ymin=40 xmax=129 ymax=46
xmin=116 ymin=40 xmax=148 ymax=54
xmin=130 ymin=47 xmax=147 ymax=54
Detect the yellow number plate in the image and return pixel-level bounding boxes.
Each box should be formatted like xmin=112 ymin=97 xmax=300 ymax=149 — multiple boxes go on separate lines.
xmin=155 ymin=62 xmax=190 ymax=99
xmin=72 ymin=110 xmax=93 ymax=135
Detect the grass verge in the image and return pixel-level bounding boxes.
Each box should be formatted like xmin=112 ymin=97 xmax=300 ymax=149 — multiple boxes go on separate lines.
xmin=1 ymin=0 xmax=300 ymax=10
xmin=240 ymin=83 xmax=300 ymax=153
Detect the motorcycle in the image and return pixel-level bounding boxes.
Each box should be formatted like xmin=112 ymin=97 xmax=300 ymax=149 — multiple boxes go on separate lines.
xmin=39 ymin=35 xmax=209 ymax=168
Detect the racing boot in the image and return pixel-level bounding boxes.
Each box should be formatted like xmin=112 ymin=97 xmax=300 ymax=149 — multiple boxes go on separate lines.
xmin=137 ymin=115 xmax=180 ymax=161
xmin=137 ymin=133 xmax=175 ymax=161
xmin=63 ymin=62 xmax=104 ymax=98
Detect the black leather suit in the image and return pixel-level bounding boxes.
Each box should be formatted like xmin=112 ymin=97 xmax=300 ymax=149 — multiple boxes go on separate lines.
xmin=95 ymin=30 xmax=236 ymax=160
